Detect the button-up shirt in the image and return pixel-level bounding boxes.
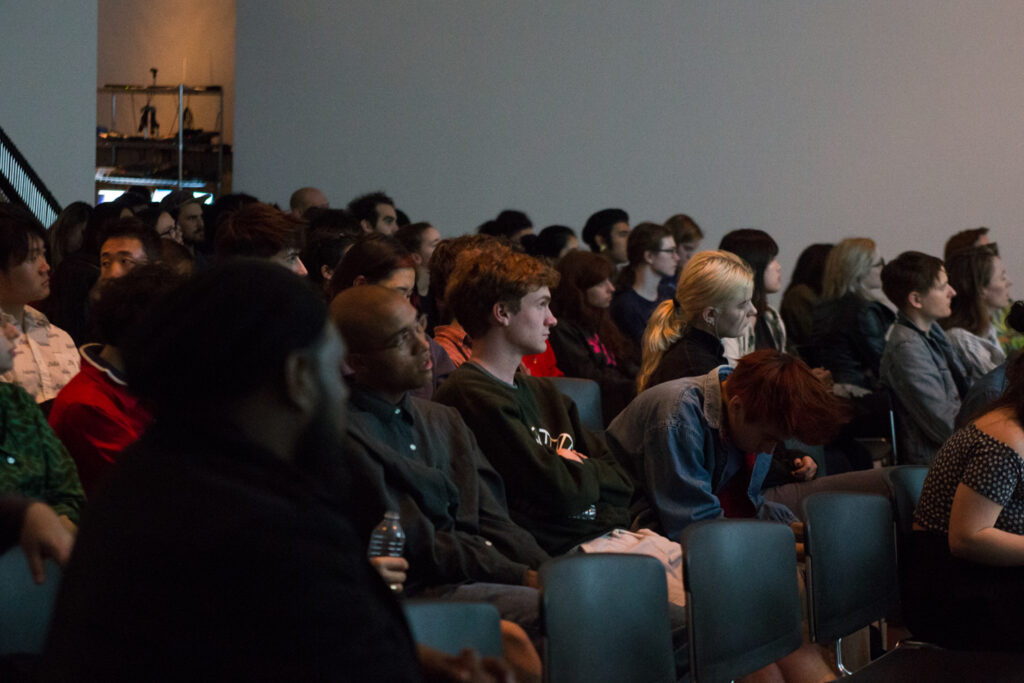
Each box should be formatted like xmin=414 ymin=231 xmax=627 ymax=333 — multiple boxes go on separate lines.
xmin=1 ymin=306 xmax=79 ymax=403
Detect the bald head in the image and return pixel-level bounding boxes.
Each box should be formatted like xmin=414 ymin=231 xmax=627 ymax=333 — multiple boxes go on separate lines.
xmin=290 ymin=187 xmax=329 ymax=218
xmin=330 ymin=285 xmax=410 ymax=353
xmin=330 ymin=285 xmax=432 ymax=397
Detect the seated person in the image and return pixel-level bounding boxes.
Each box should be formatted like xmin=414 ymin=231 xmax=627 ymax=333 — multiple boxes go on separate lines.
xmin=908 ymin=351 xmax=1024 ymax=651
xmin=609 ymin=222 xmax=678 ymax=348
xmin=395 ymin=221 xmax=443 ymax=329
xmin=0 ymin=205 xmax=79 ymax=402
xmin=214 ymin=202 xmax=309 ymax=276
xmin=41 ymin=261 xmax=508 ymax=683
xmin=329 ymin=234 xmax=456 ymax=399
xmin=331 ymin=285 xmax=550 ymax=640
xmin=434 ymin=245 xmax=685 ymax=607
xmin=580 ymin=208 xmax=630 ymax=269
xmin=288 ymin=186 xmax=329 ymax=219
xmin=780 ymin=243 xmax=831 ymax=352
xmin=636 ymin=250 xmax=755 ymax=392
xmin=431 ymin=234 xmax=562 ymax=378
xmin=719 ymin=228 xmax=787 ymax=362
xmin=49 ymin=266 xmax=183 ymax=495
xmin=663 ymin=213 xmax=703 ymax=274
xmin=880 ymin=252 xmax=968 ymax=464
xmin=607 ymin=349 xmax=845 ymax=538
xmin=0 ymin=321 xmax=84 ymax=531
xmin=942 ymin=244 xmax=1011 ymax=381
xmin=809 ymin=238 xmax=892 ymax=391
xmin=96 ymin=217 xmax=161 ymax=284
xmin=549 ymin=250 xmax=637 ymax=424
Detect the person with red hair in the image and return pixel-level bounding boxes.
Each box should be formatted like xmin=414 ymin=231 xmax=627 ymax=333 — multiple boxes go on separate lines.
xmin=607 ymin=349 xmax=849 ymax=537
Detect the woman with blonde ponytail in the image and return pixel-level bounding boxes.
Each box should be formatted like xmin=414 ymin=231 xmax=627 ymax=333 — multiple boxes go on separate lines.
xmin=636 ymin=251 xmax=756 ymax=391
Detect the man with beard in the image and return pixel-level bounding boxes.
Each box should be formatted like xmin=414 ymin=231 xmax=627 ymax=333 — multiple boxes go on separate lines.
xmin=41 ymin=261 xmax=512 ymax=682
xmin=331 ymin=285 xmax=549 ymax=641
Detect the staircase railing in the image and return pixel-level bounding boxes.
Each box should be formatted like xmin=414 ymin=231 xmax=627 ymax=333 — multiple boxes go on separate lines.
xmin=0 ymin=125 xmax=62 ymax=227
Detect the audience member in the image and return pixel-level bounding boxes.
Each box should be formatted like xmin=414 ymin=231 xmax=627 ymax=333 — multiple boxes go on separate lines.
xmin=330 ymin=234 xmax=455 ymax=399
xmin=304 ymin=230 xmax=358 ymax=299
xmin=580 ymin=208 xmax=630 ymax=267
xmin=203 ymin=193 xmax=260 ymax=259
xmin=434 ymin=245 xmax=687 ymax=607
xmin=348 ymin=190 xmax=398 ymax=236
xmin=943 ymin=226 xmax=990 ymax=262
xmin=636 ymin=250 xmax=754 ymax=392
xmin=880 ymin=251 xmax=967 ymax=464
xmin=214 ymin=202 xmax=308 ymax=275
xmin=549 ymin=250 xmax=637 ymax=424
xmin=97 ymin=216 xmax=161 ymax=283
xmin=528 ymin=225 xmax=577 ymax=262
xmin=609 ymin=221 xmax=678 ymax=347
xmin=719 ymin=228 xmax=786 ymax=362
xmin=0 ymin=205 xmax=79 ymax=402
xmin=49 ymin=266 xmax=182 ymax=495
xmin=46 ymin=201 xmax=91 ymax=272
xmin=288 ymin=186 xmax=329 ymax=218
xmin=332 ymin=285 xmax=549 ymax=641
xmin=479 ymin=210 xmax=533 ymax=248
xmin=780 ymin=242 xmax=831 ymax=352
xmin=809 ymin=238 xmax=892 ymax=391
xmin=160 ymin=190 xmax=208 ymax=258
xmin=908 ymin=350 xmax=1024 ymax=650
xmin=45 ymin=202 xmax=120 ymax=344
xmin=0 ymin=320 xmax=84 ymax=531
xmin=395 ymin=221 xmax=443 ymax=327
xmin=663 ymin=213 xmax=703 ymax=272
xmin=942 ymin=244 xmax=1012 ymax=381
xmin=135 ymin=204 xmax=181 ymax=243
xmin=42 ymin=260 xmax=503 ymax=682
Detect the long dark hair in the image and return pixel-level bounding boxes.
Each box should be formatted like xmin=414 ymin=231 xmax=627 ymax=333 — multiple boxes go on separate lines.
xmin=719 ymin=228 xmax=778 ymax=316
xmin=786 ymin=243 xmax=832 ymax=297
xmin=943 ymin=244 xmax=998 ymax=336
xmin=551 ymin=250 xmax=633 ymax=363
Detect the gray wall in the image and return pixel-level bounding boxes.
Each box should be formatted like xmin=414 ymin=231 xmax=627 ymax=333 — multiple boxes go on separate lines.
xmin=1 ymin=1 xmax=97 ymax=207
xmin=236 ymin=2 xmax=1024 ymax=285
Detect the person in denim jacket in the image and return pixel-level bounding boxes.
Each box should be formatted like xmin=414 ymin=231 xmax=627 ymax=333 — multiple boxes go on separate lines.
xmin=880 ymin=252 xmax=968 ymax=465
xmin=607 ymin=349 xmax=845 ymax=541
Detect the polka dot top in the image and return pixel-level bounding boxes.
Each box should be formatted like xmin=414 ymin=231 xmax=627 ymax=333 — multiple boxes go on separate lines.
xmin=915 ymin=423 xmax=1024 ymax=535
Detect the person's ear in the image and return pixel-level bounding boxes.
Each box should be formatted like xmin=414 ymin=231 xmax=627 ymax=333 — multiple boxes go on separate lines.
xmin=701 ymin=305 xmax=717 ymax=327
xmin=283 ymin=351 xmax=319 ymax=415
xmin=643 ymin=249 xmax=656 ymax=265
xmin=360 ymin=220 xmax=373 ymax=234
xmin=346 ymin=350 xmax=371 ymax=377
xmin=907 ymin=290 xmax=924 ymax=310
xmin=594 ymin=235 xmax=607 ymax=252
xmin=321 ymin=264 xmax=333 ymax=282
xmin=492 ymin=301 xmax=512 ymax=327
xmin=727 ymin=394 xmax=745 ymax=423
xmin=411 ymin=252 xmax=424 ymax=267
xmin=352 ymin=274 xmax=369 ymax=288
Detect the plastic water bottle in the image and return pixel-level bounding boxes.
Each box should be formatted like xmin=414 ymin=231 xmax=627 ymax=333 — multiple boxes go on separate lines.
xmin=367 ymin=511 xmax=405 ymax=559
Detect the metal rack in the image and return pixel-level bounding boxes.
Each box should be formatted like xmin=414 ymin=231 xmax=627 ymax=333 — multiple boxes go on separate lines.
xmin=96 ymin=84 xmax=226 ymax=195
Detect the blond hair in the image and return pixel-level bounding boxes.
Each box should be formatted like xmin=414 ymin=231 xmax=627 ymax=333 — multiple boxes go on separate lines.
xmin=822 ymin=238 xmax=877 ymax=301
xmin=636 ymin=250 xmax=753 ymax=391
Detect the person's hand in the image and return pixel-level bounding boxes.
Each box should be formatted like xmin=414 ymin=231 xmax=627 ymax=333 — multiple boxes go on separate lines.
xmin=811 ymin=366 xmax=833 ymax=389
xmin=791 ymin=455 xmax=817 ymax=481
xmin=369 ymin=556 xmax=409 ymax=592
xmin=555 ymin=448 xmax=587 ymax=463
xmin=419 ymin=645 xmax=516 ymax=683
xmin=522 ymin=569 xmax=539 ymax=589
xmin=19 ymin=502 xmax=74 ymax=585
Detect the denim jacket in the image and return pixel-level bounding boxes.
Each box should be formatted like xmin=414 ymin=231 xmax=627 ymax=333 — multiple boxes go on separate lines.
xmin=881 ymin=314 xmax=966 ymax=465
xmin=606 ymin=365 xmax=796 ymax=540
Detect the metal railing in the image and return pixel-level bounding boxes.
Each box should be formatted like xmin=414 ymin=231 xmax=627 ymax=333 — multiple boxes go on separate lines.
xmin=0 ymin=126 xmax=62 ymax=226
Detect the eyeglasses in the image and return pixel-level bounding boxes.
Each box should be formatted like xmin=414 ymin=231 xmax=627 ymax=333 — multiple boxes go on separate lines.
xmin=378 ymin=314 xmax=429 ymax=351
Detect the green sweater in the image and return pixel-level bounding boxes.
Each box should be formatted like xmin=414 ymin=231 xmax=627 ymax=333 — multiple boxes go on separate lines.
xmin=434 ymin=362 xmax=632 ymax=555
xmin=0 ymin=383 xmax=85 ymax=522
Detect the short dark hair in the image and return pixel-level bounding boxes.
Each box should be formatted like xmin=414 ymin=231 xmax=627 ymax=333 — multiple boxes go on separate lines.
xmin=100 ymin=216 xmax=162 ymax=263
xmin=528 ymin=225 xmax=577 ymax=261
xmin=92 ymin=264 xmax=185 ymax=347
xmin=0 ymin=204 xmax=46 ymax=272
xmin=328 ymin=234 xmax=415 ymax=298
xmin=719 ymin=228 xmax=779 ymax=316
xmin=215 ymin=203 xmax=305 ymax=261
xmin=395 ymin=222 xmax=435 ymax=255
xmin=347 ymin=191 xmax=394 ymax=226
xmin=122 ymin=260 xmax=328 ymax=416
xmin=881 ymin=251 xmax=945 ymax=311
xmin=304 ymin=229 xmax=358 ymax=289
xmin=944 ymin=227 xmax=989 ymax=262
xmin=581 ymin=208 xmax=629 ymax=252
